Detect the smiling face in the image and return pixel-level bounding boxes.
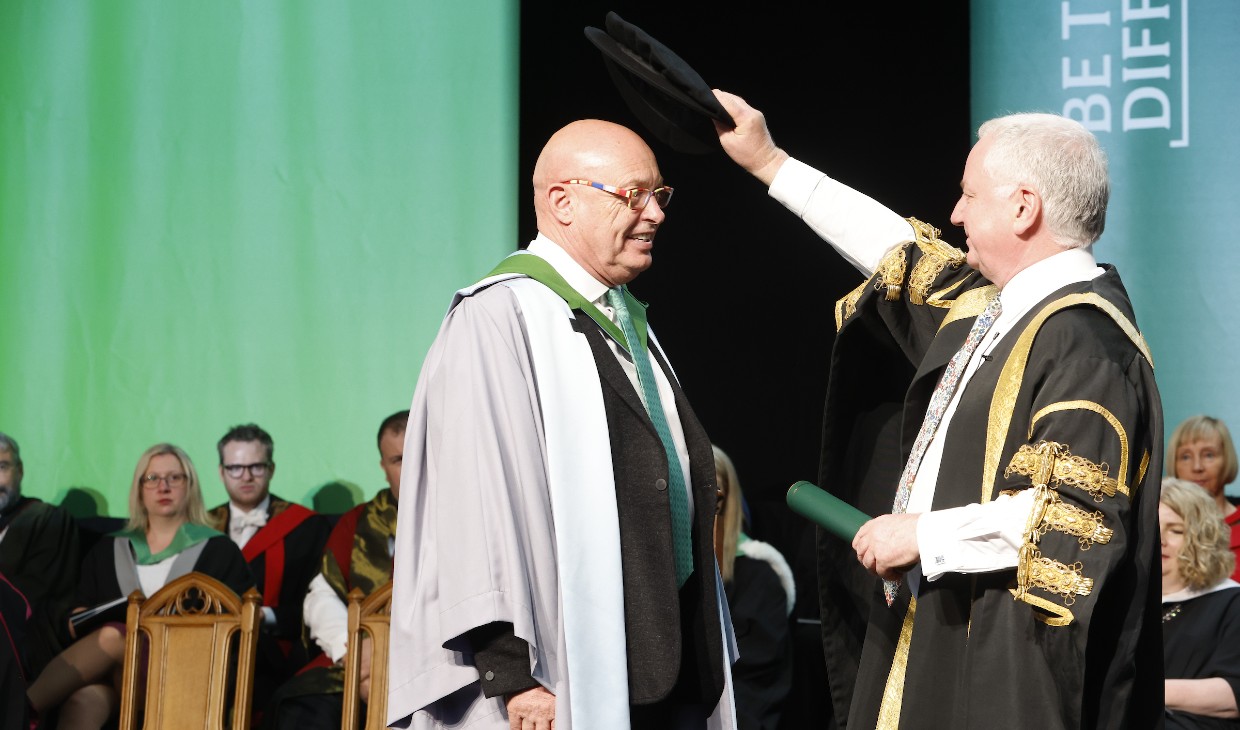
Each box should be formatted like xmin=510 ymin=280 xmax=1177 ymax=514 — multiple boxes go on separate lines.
xmin=1175 ymin=435 xmax=1227 ymax=500
xmin=1159 ymin=502 xmax=1188 ymax=594
xmin=950 ymin=135 xmax=1023 ymax=286
xmin=142 ymin=453 xmax=190 ymax=523
xmin=534 ymin=121 xmax=667 ymax=287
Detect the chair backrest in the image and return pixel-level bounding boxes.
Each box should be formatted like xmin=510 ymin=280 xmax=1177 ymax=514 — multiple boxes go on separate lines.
xmin=341 ymin=581 xmax=393 ymax=730
xmin=117 ymin=572 xmax=262 ymax=730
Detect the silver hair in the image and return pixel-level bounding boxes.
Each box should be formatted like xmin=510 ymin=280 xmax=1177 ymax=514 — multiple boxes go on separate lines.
xmin=0 ymin=432 xmax=19 ymax=466
xmin=978 ymin=113 xmax=1109 ymax=249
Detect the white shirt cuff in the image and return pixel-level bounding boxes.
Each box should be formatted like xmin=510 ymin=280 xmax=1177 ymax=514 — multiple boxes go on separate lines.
xmin=768 ymin=157 xmax=914 ymax=275
xmin=916 ymin=489 xmax=1037 ymax=581
xmin=261 ymin=606 xmax=276 ymax=628
xmin=303 ymin=573 xmax=349 ymax=662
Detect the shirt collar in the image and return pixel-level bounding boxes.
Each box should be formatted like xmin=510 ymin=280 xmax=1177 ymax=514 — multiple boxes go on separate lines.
xmin=527 ymin=233 xmax=612 ymax=305
xmin=996 ymin=247 xmax=1101 ymax=319
xmin=1162 ymin=578 xmax=1240 ymax=603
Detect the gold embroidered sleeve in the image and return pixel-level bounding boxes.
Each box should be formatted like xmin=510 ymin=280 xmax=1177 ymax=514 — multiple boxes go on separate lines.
xmin=1002 ymin=441 xmax=1121 ymax=624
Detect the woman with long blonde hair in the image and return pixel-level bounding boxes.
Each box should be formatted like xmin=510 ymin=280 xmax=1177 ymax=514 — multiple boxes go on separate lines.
xmin=27 ymin=443 xmax=252 ymax=729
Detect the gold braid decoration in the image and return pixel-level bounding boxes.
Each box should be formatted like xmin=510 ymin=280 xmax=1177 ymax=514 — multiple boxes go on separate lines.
xmin=1004 ymin=441 xmax=1109 ymax=623
xmin=1038 ymin=493 xmax=1112 ymax=550
xmin=905 ymin=217 xmax=966 ymax=305
xmin=1015 ymin=547 xmax=1093 ymax=606
xmin=872 ymin=243 xmax=907 ymax=302
xmin=835 ymin=279 xmax=867 ymax=331
xmin=1005 ymin=441 xmax=1119 ymax=502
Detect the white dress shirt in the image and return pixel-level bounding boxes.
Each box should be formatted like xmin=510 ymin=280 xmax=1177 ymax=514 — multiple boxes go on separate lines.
xmin=228 ymin=495 xmax=270 ymax=549
xmin=228 ymin=496 xmax=278 ymax=626
xmin=769 ymin=157 xmax=1102 ymax=583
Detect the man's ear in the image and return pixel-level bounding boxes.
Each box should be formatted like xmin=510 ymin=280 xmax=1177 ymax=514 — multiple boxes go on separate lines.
xmin=1012 ymin=185 xmax=1042 ymax=237
xmin=547 ymin=184 xmax=575 ymax=225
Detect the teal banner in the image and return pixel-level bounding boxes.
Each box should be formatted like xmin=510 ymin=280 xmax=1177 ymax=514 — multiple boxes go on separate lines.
xmin=973 ymin=1 xmax=1240 ymax=486
xmin=0 ymin=1 xmax=519 ymax=513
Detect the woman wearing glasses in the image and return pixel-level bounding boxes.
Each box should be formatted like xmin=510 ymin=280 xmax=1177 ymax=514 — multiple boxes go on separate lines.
xmin=26 ymin=443 xmax=252 ymax=729
xmin=1168 ymin=415 xmax=1240 ymax=580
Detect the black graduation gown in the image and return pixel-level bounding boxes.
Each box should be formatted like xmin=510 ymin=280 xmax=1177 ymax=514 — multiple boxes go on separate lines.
xmin=1163 ymin=587 xmax=1240 ymax=730
xmin=816 ymin=227 xmax=1164 ymax=730
xmin=76 ymin=534 xmax=254 ymax=608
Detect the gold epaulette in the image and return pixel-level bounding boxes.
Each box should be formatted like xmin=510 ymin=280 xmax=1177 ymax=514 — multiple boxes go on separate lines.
xmin=906 ymin=217 xmax=966 ymax=305
xmin=835 ymin=218 xmax=965 ymax=328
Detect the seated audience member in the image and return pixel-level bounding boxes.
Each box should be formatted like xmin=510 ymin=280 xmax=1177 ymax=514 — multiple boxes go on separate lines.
xmin=0 ymin=432 xmax=80 ymax=679
xmin=1161 ymin=477 xmax=1240 ymax=728
xmin=207 ymin=424 xmax=331 ymax=715
xmin=266 ymin=411 xmax=405 ymax=729
xmin=713 ymin=445 xmax=794 ymax=730
xmin=27 ymin=443 xmax=253 ymax=730
xmin=1169 ymin=416 xmax=1240 ymax=580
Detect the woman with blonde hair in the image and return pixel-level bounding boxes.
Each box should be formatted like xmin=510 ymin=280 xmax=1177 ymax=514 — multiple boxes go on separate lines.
xmin=1161 ymin=476 xmax=1240 ymax=728
xmin=1168 ymin=415 xmax=1240 ymax=580
xmin=713 ymin=445 xmax=794 ymax=730
xmin=27 ymin=443 xmax=252 ymax=729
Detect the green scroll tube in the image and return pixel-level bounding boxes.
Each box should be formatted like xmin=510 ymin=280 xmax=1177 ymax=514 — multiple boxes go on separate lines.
xmin=786 ymin=481 xmax=872 ymax=541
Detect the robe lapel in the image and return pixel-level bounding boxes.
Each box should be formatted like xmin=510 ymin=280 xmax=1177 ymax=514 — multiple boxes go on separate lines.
xmin=573 ymin=313 xmax=660 ymax=440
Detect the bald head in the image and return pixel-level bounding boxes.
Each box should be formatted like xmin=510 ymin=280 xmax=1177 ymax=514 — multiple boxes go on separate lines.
xmin=533 ymin=120 xmax=667 ymax=287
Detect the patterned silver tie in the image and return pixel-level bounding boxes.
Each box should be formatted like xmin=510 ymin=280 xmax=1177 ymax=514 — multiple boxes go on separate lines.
xmin=883 ymin=294 xmax=1002 ymax=605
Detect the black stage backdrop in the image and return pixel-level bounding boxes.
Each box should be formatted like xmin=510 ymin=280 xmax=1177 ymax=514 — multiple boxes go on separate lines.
xmin=519 ymin=10 xmax=969 ymax=719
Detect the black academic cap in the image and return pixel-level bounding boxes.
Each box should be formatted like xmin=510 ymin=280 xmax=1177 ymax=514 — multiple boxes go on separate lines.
xmin=584 ymin=12 xmax=735 ymax=155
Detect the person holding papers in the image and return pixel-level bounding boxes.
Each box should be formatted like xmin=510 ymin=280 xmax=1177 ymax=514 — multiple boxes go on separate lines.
xmin=26 ymin=443 xmax=252 ymax=730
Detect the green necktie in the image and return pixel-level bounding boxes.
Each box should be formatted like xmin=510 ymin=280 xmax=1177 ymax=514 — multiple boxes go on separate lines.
xmin=606 ymin=287 xmax=693 ymax=587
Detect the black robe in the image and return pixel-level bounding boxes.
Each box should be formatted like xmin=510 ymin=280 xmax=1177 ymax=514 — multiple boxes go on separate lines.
xmin=727 ymin=553 xmax=793 ymax=730
xmin=816 ymin=228 xmax=1164 ymax=729
xmin=76 ymin=534 xmax=254 ymax=609
xmin=1163 ymin=587 xmax=1240 ymax=730
xmin=208 ymin=495 xmax=331 ymax=707
xmin=0 ymin=498 xmax=79 ymax=677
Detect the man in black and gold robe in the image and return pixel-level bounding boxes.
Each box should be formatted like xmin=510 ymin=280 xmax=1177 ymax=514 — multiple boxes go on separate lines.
xmin=714 ymin=91 xmax=1163 ymax=729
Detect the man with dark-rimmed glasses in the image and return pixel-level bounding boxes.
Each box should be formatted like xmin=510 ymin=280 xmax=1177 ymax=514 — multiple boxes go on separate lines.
xmin=207 ymin=422 xmax=330 ymax=719
xmin=389 ymin=120 xmax=737 ymax=730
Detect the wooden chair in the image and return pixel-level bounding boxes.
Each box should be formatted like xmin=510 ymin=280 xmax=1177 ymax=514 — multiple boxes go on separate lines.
xmin=117 ymin=572 xmax=262 ymax=730
xmin=341 ymin=581 xmax=393 ymax=730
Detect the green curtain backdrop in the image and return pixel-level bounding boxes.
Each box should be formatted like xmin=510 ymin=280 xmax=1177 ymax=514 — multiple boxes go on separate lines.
xmin=972 ymin=1 xmax=1240 ymax=489
xmin=0 ymin=1 xmax=518 ymax=514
